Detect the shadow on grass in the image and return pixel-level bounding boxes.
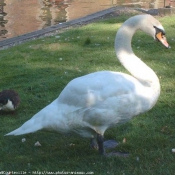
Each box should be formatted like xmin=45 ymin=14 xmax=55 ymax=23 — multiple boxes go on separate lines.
xmin=0 ymin=14 xmax=175 ymax=174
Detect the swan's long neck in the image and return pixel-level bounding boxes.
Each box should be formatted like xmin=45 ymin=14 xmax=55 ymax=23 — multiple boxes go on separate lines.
xmin=115 ymin=15 xmax=160 ymax=105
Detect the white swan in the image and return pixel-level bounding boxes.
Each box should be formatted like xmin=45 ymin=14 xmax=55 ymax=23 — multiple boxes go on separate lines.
xmin=5 ymin=14 xmax=169 ymax=156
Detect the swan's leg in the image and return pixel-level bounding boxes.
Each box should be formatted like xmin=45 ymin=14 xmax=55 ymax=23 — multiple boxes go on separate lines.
xmin=97 ymin=134 xmax=105 ymax=155
xmin=96 ymin=135 xmax=129 ymax=157
xmin=90 ymin=137 xmax=98 ymax=150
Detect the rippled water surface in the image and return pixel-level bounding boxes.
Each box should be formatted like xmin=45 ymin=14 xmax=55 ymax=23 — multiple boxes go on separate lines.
xmin=0 ymin=0 xmax=167 ymax=41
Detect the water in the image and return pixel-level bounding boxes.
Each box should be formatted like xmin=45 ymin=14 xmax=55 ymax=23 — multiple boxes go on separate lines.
xmin=0 ymin=0 xmax=167 ymax=41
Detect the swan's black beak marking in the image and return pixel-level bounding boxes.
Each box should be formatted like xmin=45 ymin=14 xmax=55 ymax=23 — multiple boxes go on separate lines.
xmin=156 ymin=32 xmax=170 ymax=49
xmin=154 ymin=26 xmax=170 ymax=49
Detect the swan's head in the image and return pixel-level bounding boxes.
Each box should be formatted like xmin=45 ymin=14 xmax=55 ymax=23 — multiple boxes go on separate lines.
xmin=154 ymin=26 xmax=170 ymax=48
xmin=140 ymin=15 xmax=170 ymax=48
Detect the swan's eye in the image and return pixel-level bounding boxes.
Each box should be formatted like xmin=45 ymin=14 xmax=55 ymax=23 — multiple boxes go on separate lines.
xmin=154 ymin=26 xmax=166 ymax=40
xmin=156 ymin=32 xmax=164 ymax=42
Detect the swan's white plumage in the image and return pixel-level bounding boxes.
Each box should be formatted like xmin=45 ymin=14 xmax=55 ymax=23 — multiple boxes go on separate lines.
xmin=5 ymin=15 xmax=168 ymax=141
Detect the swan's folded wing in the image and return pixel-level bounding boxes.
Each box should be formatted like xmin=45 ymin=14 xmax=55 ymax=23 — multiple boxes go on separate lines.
xmin=57 ymin=71 xmax=141 ymax=108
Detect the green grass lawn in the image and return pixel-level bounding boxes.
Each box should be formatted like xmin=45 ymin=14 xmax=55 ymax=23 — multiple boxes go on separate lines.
xmin=0 ymin=13 xmax=175 ymax=174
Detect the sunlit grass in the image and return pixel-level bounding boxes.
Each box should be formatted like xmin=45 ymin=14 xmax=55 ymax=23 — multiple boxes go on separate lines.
xmin=0 ymin=14 xmax=175 ymax=174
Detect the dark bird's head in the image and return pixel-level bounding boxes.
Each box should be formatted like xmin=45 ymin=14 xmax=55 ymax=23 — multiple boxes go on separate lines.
xmin=0 ymin=98 xmax=8 ymax=109
xmin=0 ymin=98 xmax=14 ymax=111
xmin=0 ymin=90 xmax=20 ymax=111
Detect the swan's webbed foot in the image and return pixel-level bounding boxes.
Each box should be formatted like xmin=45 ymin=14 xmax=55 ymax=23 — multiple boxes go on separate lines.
xmin=95 ymin=134 xmax=129 ymax=157
xmin=105 ymin=151 xmax=129 ymax=157
xmin=103 ymin=140 xmax=119 ymax=149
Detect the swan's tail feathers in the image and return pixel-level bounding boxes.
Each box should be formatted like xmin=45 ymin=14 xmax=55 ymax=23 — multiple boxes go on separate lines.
xmin=5 ymin=119 xmax=43 ymax=136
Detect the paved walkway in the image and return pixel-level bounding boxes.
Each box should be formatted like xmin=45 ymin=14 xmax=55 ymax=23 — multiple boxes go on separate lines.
xmin=0 ymin=6 xmax=158 ymax=49
xmin=0 ymin=7 xmax=118 ymax=49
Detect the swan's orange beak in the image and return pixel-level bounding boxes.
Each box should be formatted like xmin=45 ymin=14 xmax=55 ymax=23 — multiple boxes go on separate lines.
xmin=156 ymin=32 xmax=170 ymax=48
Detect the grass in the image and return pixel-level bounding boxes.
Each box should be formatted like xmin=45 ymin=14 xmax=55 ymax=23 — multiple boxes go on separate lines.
xmin=0 ymin=13 xmax=175 ymax=174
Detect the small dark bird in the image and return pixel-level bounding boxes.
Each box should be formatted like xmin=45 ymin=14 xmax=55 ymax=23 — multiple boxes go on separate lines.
xmin=0 ymin=90 xmax=20 ymax=111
